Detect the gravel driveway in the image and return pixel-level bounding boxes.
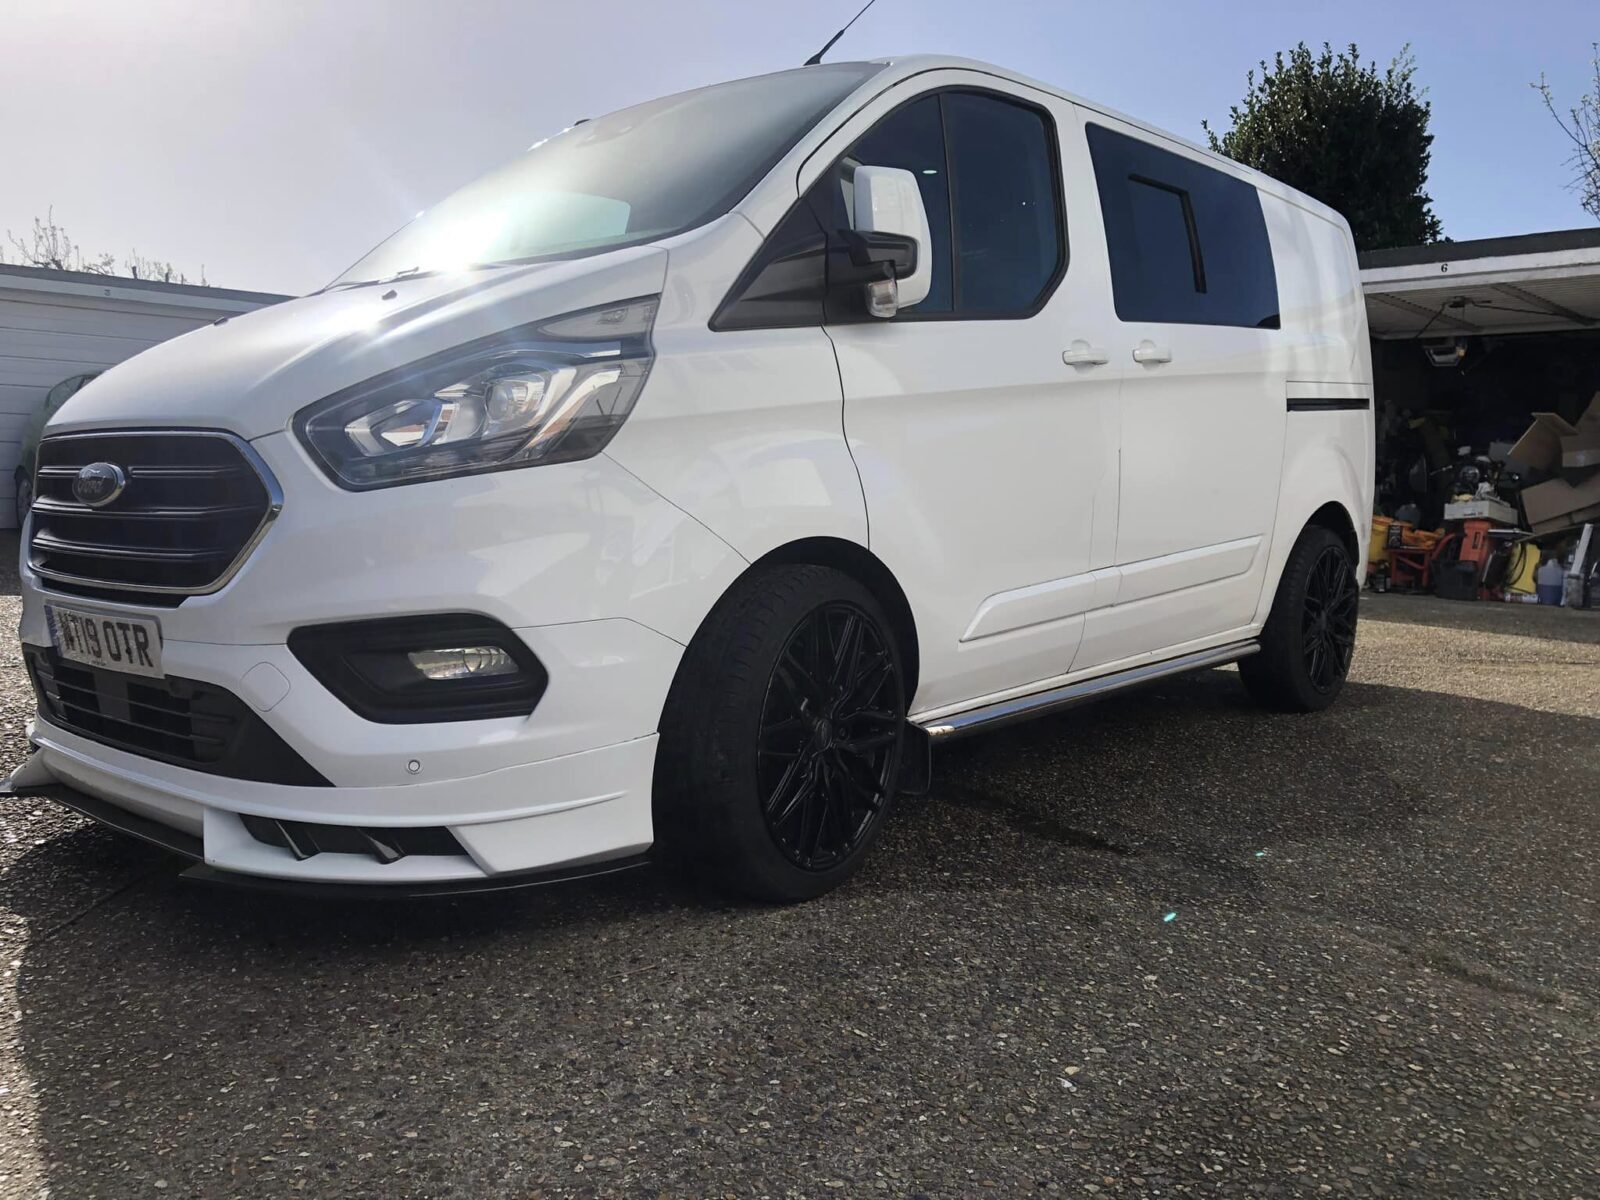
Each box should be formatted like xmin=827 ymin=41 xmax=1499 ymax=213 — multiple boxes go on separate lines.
xmin=1 ymin=535 xmax=1596 ymax=1199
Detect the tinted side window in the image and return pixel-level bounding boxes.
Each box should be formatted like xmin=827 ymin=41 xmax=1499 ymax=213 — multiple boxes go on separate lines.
xmin=944 ymin=93 xmax=1062 ymax=314
xmin=1125 ymin=178 xmax=1202 ymax=302
xmin=805 ymin=89 xmax=1064 ymax=322
xmin=1087 ymin=123 xmax=1279 ymax=328
xmin=834 ymin=95 xmax=955 ymax=313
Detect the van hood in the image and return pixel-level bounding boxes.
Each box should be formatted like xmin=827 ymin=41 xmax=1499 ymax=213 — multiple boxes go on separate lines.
xmin=49 ymin=244 xmax=670 ymax=442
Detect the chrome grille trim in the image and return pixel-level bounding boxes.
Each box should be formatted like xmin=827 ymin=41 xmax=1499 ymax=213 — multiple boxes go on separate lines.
xmin=28 ymin=429 xmax=283 ymax=598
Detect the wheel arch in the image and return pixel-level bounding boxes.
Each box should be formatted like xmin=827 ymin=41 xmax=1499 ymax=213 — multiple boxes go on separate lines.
xmin=661 ymin=535 xmax=921 ymax=713
xmin=751 ymin=537 xmax=921 ymax=702
xmin=1253 ymin=425 xmax=1369 ymax=628
xmin=1257 ymin=496 xmax=1364 ymax=626
xmin=1305 ymin=499 xmax=1360 ymax=563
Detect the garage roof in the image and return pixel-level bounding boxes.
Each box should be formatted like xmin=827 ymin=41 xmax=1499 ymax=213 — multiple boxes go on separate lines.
xmin=0 ymin=262 xmax=288 ymax=311
xmin=1360 ymin=227 xmax=1600 ymax=340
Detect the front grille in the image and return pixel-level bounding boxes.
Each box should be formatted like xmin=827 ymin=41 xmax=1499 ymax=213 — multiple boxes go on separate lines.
xmin=26 ymin=648 xmax=328 ymax=787
xmin=29 ymin=430 xmax=279 ymax=599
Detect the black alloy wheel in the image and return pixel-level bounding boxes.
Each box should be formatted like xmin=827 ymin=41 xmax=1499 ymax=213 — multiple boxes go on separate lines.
xmin=1301 ymin=543 xmax=1358 ymax=693
xmin=758 ymin=602 xmax=902 ymax=871
xmin=1239 ymin=524 xmax=1359 ymax=713
xmin=654 ymin=563 xmax=907 ymax=902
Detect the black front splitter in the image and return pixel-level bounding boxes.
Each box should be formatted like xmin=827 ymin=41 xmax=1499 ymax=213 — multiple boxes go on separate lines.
xmin=178 ymin=856 xmax=653 ymax=901
xmin=6 ymin=779 xmax=652 ymax=900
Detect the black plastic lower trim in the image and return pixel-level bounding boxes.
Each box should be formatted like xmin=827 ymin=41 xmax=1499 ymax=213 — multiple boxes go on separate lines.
xmin=239 ymin=813 xmax=464 ymax=862
xmin=26 ymin=647 xmax=330 ymax=787
xmin=1286 ymin=396 xmax=1371 ymax=412
xmin=896 ymin=723 xmax=933 ymax=796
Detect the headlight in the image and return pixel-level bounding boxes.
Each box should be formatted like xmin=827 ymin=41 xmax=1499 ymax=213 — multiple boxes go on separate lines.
xmin=295 ymin=296 xmax=658 ymax=489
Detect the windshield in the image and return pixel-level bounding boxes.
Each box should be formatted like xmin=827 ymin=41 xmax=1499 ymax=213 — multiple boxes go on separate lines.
xmin=332 ymin=63 xmax=882 ymax=286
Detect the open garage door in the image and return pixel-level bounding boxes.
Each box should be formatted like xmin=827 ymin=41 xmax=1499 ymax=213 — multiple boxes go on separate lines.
xmin=1363 ymin=228 xmax=1600 ymax=340
xmin=1360 ymin=229 xmax=1600 ymax=606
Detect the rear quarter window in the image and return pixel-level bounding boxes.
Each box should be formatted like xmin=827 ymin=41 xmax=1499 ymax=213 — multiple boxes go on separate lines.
xmin=1086 ymin=123 xmax=1279 ymax=329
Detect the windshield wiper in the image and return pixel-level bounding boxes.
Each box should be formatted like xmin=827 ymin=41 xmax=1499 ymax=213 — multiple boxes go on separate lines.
xmin=315 ymin=265 xmax=436 ymax=295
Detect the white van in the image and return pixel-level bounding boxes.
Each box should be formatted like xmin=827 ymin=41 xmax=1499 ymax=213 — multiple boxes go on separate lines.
xmin=7 ymin=56 xmax=1371 ymax=901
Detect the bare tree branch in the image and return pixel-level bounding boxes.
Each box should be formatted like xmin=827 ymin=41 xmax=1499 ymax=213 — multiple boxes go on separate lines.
xmin=5 ymin=207 xmax=101 ymax=272
xmin=1534 ymin=44 xmax=1600 ymax=222
xmin=4 ymin=208 xmax=212 ymax=282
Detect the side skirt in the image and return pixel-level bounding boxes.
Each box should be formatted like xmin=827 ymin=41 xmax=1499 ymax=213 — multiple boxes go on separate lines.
xmin=915 ymin=640 xmax=1260 ymax=742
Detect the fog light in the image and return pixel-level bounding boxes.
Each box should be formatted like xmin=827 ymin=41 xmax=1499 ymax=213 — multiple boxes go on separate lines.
xmin=289 ymin=614 xmax=547 ymax=724
xmin=406 ymin=646 xmax=518 ymax=680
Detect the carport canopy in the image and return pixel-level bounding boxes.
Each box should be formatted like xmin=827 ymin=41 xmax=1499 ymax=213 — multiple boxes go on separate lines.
xmin=1361 ymin=227 xmax=1600 ymax=340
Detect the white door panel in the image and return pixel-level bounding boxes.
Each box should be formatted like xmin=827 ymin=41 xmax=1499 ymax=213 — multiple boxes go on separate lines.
xmin=961 ymin=567 xmax=1110 ymax=642
xmin=1073 ymin=110 xmax=1288 ymax=664
xmin=824 ymin=84 xmax=1122 ymax=714
xmin=834 ymin=322 xmax=1117 ymax=711
xmin=1115 ymin=330 xmax=1283 ymax=567
xmin=1077 ymin=571 xmax=1262 ymax=673
xmin=1115 ymin=535 xmax=1260 ymax=605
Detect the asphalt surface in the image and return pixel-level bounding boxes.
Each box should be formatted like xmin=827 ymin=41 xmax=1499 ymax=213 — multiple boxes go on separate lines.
xmin=1 ymin=537 xmax=1597 ymax=1198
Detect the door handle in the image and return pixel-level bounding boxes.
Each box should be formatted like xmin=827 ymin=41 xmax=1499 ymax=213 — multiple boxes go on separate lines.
xmin=1132 ymin=341 xmax=1173 ymax=365
xmin=1061 ymin=342 xmax=1110 ymax=366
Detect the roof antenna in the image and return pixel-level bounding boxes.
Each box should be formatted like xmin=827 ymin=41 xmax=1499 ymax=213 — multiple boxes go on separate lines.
xmin=804 ymin=0 xmax=880 ymax=66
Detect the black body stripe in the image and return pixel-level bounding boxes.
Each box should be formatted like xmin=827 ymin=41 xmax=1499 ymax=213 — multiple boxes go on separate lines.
xmin=1286 ymin=396 xmax=1371 ymax=413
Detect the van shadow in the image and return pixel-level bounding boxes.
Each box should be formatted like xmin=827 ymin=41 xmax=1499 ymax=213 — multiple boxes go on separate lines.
xmin=867 ymin=665 xmax=1599 ymax=934
xmin=6 ymin=669 xmax=1597 ymax=1195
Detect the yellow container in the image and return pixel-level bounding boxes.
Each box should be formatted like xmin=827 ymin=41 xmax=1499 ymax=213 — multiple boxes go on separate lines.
xmin=1505 ymin=542 xmax=1540 ymax=595
xmin=1368 ymin=516 xmax=1394 ymax=567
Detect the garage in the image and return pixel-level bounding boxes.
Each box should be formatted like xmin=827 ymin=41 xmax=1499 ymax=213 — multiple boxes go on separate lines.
xmin=1360 ymin=227 xmax=1600 ymax=607
xmin=0 ymin=264 xmax=285 ymax=529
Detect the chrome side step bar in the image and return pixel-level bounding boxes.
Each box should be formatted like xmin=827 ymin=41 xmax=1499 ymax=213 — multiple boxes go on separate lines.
xmin=916 ymin=640 xmax=1260 ymax=741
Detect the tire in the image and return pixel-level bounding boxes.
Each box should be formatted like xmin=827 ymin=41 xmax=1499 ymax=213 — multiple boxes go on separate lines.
xmin=14 ymin=472 xmax=31 ymax=525
xmin=1239 ymin=525 xmax=1359 ymax=712
xmin=655 ymin=564 xmax=907 ymax=902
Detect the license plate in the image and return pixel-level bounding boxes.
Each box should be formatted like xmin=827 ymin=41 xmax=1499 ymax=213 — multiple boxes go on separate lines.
xmin=46 ymin=605 xmax=164 ymax=678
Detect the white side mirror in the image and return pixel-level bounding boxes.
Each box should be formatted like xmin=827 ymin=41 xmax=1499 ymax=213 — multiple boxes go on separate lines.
xmin=852 ymin=165 xmax=933 ymax=311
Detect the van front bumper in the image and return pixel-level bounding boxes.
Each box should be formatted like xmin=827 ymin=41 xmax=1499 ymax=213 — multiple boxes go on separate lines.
xmin=11 ymin=435 xmax=746 ymax=893
xmin=8 ymin=608 xmax=680 ymax=890
xmin=9 ymin=714 xmax=659 ymax=893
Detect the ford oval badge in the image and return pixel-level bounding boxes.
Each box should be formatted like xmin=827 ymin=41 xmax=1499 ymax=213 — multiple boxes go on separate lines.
xmin=72 ymin=462 xmax=127 ymax=508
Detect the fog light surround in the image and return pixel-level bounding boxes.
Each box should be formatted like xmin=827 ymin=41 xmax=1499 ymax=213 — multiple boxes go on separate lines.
xmin=289 ymin=615 xmax=547 ymax=724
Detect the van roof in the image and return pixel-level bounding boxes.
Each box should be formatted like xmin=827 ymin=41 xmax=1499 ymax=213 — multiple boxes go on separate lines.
xmin=852 ymin=55 xmax=1351 ymax=232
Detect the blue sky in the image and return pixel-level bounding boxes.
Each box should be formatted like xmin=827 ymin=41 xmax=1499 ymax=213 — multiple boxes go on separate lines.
xmin=3 ymin=0 xmax=1595 ymax=295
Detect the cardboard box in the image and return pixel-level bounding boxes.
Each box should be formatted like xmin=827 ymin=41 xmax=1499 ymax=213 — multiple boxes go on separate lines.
xmin=1534 ymin=504 xmax=1600 ymax=536
xmin=1582 ymin=390 xmax=1600 ymax=427
xmin=1561 ymin=426 xmax=1600 ymax=470
xmin=1523 ymin=472 xmax=1600 ymax=532
xmin=1508 ymin=413 xmax=1578 ymax=473
xmin=1444 ymin=497 xmax=1520 ymax=523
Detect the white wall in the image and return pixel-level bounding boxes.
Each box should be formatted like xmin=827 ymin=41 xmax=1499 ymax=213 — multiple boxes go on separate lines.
xmin=0 ymin=265 xmax=285 ymax=528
